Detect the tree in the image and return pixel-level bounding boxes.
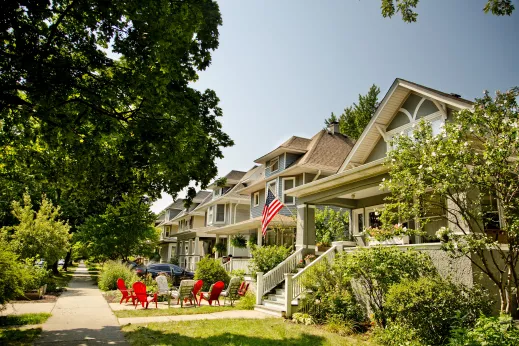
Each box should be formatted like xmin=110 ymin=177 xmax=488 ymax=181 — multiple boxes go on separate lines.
xmin=2 ymin=193 xmax=70 ymax=273
xmin=381 ymin=88 xmax=519 ymax=314
xmin=0 ymin=0 xmax=233 ymax=214
xmin=338 ymin=84 xmax=380 ymax=140
xmin=324 ymin=112 xmax=338 ymax=126
xmin=76 ymin=195 xmax=159 ymax=261
xmin=315 ymin=207 xmax=350 ymax=245
xmin=379 ymin=0 xmax=515 ymax=23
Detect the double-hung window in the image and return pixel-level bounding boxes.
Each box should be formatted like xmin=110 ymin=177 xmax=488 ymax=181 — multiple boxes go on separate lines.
xmin=282 ymin=177 xmax=296 ymax=205
xmin=253 ymin=192 xmax=260 ymax=207
xmin=216 ymin=204 xmax=225 ymax=223
xmin=207 ymin=206 xmax=213 ymax=225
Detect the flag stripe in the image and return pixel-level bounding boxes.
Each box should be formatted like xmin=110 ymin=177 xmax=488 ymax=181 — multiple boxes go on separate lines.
xmin=261 ymin=190 xmax=284 ymax=235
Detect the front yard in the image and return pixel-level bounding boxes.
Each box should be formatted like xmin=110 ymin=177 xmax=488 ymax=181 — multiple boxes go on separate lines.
xmin=114 ymin=305 xmax=238 ymax=318
xmin=0 ymin=313 xmax=52 ymax=346
xmin=121 ymin=318 xmax=376 ymax=346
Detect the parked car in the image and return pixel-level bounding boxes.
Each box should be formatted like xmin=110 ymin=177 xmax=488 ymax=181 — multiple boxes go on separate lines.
xmin=138 ymin=263 xmax=194 ymax=285
xmin=58 ymin=259 xmax=65 ymax=266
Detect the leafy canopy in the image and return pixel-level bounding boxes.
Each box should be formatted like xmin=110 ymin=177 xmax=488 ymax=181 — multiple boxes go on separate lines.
xmin=381 ymin=87 xmax=519 ymax=314
xmin=315 ymin=207 xmax=350 ymax=245
xmin=380 ymin=0 xmax=515 ymax=23
xmin=77 ymin=195 xmax=159 ymax=261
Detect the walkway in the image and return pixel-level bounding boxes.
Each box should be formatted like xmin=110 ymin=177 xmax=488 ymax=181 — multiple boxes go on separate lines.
xmin=118 ymin=309 xmax=272 ymax=325
xmin=36 ymin=262 xmax=128 ymax=345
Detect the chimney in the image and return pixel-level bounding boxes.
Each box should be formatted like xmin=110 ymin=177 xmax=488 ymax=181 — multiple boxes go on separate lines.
xmin=327 ymin=121 xmax=340 ymax=135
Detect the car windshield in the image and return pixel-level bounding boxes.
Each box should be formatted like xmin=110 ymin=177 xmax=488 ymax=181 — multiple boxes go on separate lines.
xmin=170 ymin=265 xmax=183 ymax=274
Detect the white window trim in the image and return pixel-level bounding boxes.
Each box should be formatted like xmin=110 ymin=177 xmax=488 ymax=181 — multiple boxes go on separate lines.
xmin=364 ymin=204 xmax=385 ymax=229
xmin=269 ymin=157 xmax=280 ymax=173
xmin=207 ymin=206 xmax=214 ymax=226
xmin=352 ymin=208 xmax=364 ymax=235
xmin=266 ymin=179 xmax=278 ymax=200
xmin=282 ymin=177 xmax=296 ymax=205
xmin=253 ymin=192 xmax=260 ymax=207
xmin=385 ymin=112 xmax=445 ymax=151
xmin=215 ymin=203 xmax=226 ymax=224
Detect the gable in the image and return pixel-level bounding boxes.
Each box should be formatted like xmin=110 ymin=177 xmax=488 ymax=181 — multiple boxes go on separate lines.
xmin=386 ymin=111 xmax=410 ymax=131
xmin=364 ymin=137 xmax=387 ymax=163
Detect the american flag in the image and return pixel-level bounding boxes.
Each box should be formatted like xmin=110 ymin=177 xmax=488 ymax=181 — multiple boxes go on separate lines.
xmin=262 ymin=189 xmax=284 ymax=236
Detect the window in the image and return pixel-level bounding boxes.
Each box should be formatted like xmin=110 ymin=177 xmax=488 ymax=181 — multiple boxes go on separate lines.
xmin=253 ymin=192 xmax=260 ymax=207
xmin=189 ymin=217 xmax=193 ymax=229
xmin=282 ymin=177 xmax=295 ymax=205
xmin=213 ymin=188 xmax=223 ymax=198
xmin=207 ymin=206 xmax=213 ymax=225
xmin=270 ymin=157 xmax=279 ymax=172
xmin=352 ymin=209 xmax=364 ymax=234
xmin=364 ymin=205 xmax=384 ymax=229
xmin=266 ymin=180 xmax=277 ymax=198
xmin=482 ymin=194 xmax=501 ymax=230
xmin=216 ymin=204 xmax=225 ymax=223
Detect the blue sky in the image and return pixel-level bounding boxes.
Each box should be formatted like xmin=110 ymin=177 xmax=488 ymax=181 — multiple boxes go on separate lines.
xmin=151 ymin=0 xmax=519 ymax=213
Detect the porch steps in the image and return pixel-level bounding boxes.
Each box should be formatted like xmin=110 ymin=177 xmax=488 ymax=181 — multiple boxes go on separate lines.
xmin=253 ymin=281 xmax=300 ymax=317
xmin=254 ymin=304 xmax=285 ymax=317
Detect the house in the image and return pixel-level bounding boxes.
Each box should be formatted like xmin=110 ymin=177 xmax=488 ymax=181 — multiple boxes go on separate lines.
xmin=155 ymin=199 xmax=185 ymax=263
xmin=206 ymin=126 xmax=355 ymax=273
xmin=254 ymin=78 xmax=488 ymax=317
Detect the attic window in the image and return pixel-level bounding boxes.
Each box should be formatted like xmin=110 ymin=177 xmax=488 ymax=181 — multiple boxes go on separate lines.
xmin=269 ymin=157 xmax=279 ymax=172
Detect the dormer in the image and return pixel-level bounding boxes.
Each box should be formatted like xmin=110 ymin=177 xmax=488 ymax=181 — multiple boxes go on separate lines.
xmin=254 ymin=136 xmax=310 ymax=178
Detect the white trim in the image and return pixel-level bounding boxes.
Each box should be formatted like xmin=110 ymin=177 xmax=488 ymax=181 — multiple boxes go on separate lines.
xmin=399 ymin=108 xmax=413 ymax=121
xmin=269 ymin=157 xmax=280 ymax=173
xmin=432 ymin=99 xmax=448 ymax=119
xmin=385 ymin=112 xmax=443 ymax=137
xmin=413 ymin=97 xmax=426 ymax=120
xmin=253 ymin=192 xmax=260 ymax=207
xmin=207 ymin=206 xmax=214 ymax=225
xmin=352 ymin=208 xmax=364 ymax=235
xmin=266 ymin=179 xmax=278 ymax=199
xmin=282 ymin=177 xmax=296 ymax=205
xmin=375 ymin=123 xmax=389 ymax=141
xmin=284 ymin=152 xmax=287 ymax=170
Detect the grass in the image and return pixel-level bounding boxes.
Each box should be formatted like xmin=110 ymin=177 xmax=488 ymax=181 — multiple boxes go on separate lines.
xmin=122 ymin=318 xmax=377 ymax=346
xmin=0 ymin=313 xmax=51 ymax=326
xmin=0 ymin=328 xmax=42 ymax=346
xmin=114 ymin=305 xmax=238 ymax=318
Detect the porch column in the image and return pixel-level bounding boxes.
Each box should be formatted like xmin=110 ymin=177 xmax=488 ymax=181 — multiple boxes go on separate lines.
xmin=296 ymin=204 xmax=316 ymax=256
xmin=256 ymin=228 xmax=263 ymax=247
xmin=348 ymin=209 xmax=353 ymax=239
xmin=215 ymin=235 xmax=220 ymax=258
xmin=167 ymin=244 xmax=172 ymax=262
xmin=194 ymin=237 xmax=200 ymax=256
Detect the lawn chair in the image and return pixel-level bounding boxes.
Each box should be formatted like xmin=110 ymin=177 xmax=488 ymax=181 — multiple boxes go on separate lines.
xmin=220 ymin=277 xmax=241 ymax=306
xmin=171 ymin=279 xmax=195 ymax=307
xmin=238 ymin=281 xmax=250 ymax=296
xmin=132 ymin=281 xmax=158 ymax=309
xmin=199 ymin=281 xmax=225 ymax=306
xmin=192 ymin=280 xmax=204 ymax=305
xmin=117 ymin=278 xmax=136 ymax=305
xmin=155 ymin=275 xmax=172 ymax=305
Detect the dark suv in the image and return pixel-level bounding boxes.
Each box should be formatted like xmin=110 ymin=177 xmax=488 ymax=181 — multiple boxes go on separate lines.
xmin=138 ymin=263 xmax=194 ymax=285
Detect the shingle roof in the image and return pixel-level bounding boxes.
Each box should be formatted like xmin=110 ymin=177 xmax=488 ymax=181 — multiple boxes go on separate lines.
xmin=299 ymin=130 xmax=356 ymax=173
xmin=279 ymin=136 xmax=312 ymax=151
xmin=192 ymin=191 xmax=211 ymax=203
xmin=397 ymin=78 xmax=473 ymax=105
xmin=224 ymin=170 xmax=247 ymax=182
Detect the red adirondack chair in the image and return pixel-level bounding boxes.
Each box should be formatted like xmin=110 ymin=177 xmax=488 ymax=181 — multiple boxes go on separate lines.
xmin=117 ymin=278 xmax=136 ymax=305
xmin=191 ymin=280 xmax=204 ymax=305
xmin=198 ymin=281 xmax=225 ymax=306
xmin=238 ymin=281 xmax=249 ymax=296
xmin=132 ymin=281 xmax=158 ymax=309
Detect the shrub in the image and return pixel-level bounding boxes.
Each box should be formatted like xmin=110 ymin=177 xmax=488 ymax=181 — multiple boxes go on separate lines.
xmin=98 ymin=260 xmax=139 ymax=291
xmin=230 ymin=234 xmax=247 ymax=248
xmin=315 ymin=206 xmax=351 ymax=243
xmin=343 ymin=246 xmax=435 ymax=326
xmin=236 ymin=290 xmax=255 ymax=310
xmin=372 ymin=324 xmax=422 ymax=346
xmin=0 ymin=245 xmax=29 ymax=308
xmin=213 ymin=242 xmax=227 ymax=253
xmin=230 ymin=269 xmax=245 ymax=282
xmin=249 ymin=245 xmax=291 ymax=274
xmin=194 ymin=256 xmax=230 ymax=291
xmin=448 ymin=315 xmax=519 ymax=346
xmin=385 ymin=277 xmax=492 ymax=345
xmin=292 ymin=312 xmax=315 ymax=325
xmin=22 ymin=264 xmax=50 ymax=291
xmin=169 ymin=256 xmax=179 ymax=265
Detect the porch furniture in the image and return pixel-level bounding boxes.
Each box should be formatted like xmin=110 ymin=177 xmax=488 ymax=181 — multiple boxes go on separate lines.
xmin=117 ymin=278 xmax=136 ymax=305
xmin=220 ymin=277 xmax=241 ymax=306
xmin=132 ymin=281 xmax=158 ymax=309
xmin=238 ymin=281 xmax=249 ymax=296
xmin=155 ymin=275 xmax=172 ymax=305
xmin=171 ymin=279 xmax=196 ymax=307
xmin=199 ymin=281 xmax=225 ymax=306
xmin=191 ymin=280 xmax=204 ymax=305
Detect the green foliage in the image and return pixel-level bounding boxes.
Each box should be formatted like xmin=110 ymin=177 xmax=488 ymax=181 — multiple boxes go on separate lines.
xmin=236 ymin=291 xmax=255 ymax=310
xmin=230 ymin=269 xmax=246 ymax=282
xmin=381 ymin=88 xmax=519 ymax=313
xmin=449 ymin=315 xmax=519 ymax=346
xmin=343 ymin=246 xmax=435 ymax=327
xmin=230 ymin=234 xmax=247 ymax=248
xmin=292 ymin=313 xmax=315 ymax=325
xmin=315 ymin=207 xmax=351 ymax=245
xmin=0 ymin=313 xmax=51 ymax=326
xmin=380 ymin=0 xmax=514 ymax=22
xmin=169 ymin=256 xmax=179 ymax=265
xmin=300 ymin=254 xmax=366 ymax=327
xmin=372 ymin=324 xmax=422 ymax=346
xmin=194 ymin=256 xmax=230 ymax=291
xmin=77 ymin=195 xmax=159 ymax=261
xmin=338 ymin=84 xmax=380 ymax=139
xmin=247 ymin=233 xmax=258 ymax=249
xmin=22 ymin=265 xmax=50 ymax=292
xmin=385 ymin=277 xmax=492 ymax=345
xmin=0 ymin=243 xmax=28 ymax=308
xmin=2 ymin=193 xmax=70 ymax=265
xmin=213 ymin=241 xmax=227 ymax=253
xmin=324 ymin=112 xmax=338 ymax=126
xmin=249 ymin=245 xmax=291 ymax=274
xmin=98 ymin=260 xmax=139 ymax=291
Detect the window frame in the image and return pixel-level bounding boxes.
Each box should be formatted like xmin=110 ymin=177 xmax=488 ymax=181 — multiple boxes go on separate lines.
xmin=207 ymin=206 xmax=214 ymax=225
xmin=352 ymin=208 xmax=364 ymax=235
xmin=364 ymin=204 xmax=385 ymax=229
xmin=215 ymin=203 xmax=226 ymax=224
xmin=266 ymin=179 xmax=278 ymax=200
xmin=270 ymin=157 xmax=279 ymax=173
xmin=253 ymin=192 xmax=260 ymax=207
xmin=282 ymin=177 xmax=296 ymax=205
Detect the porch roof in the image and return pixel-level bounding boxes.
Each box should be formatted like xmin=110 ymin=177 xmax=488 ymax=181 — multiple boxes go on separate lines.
xmin=205 ymin=215 xmax=296 ymax=236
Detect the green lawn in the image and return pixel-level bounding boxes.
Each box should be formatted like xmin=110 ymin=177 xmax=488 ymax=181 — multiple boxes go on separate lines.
xmin=0 ymin=313 xmax=51 ymax=326
xmin=0 ymin=328 xmax=42 ymax=346
xmin=114 ymin=305 xmax=238 ymax=318
xmin=121 ymin=318 xmax=377 ymax=346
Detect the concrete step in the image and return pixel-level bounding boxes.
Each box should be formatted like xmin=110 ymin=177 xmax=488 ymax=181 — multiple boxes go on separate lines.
xmin=254 ymin=305 xmax=285 ymax=318
xmin=262 ymin=300 xmax=285 ymax=310
xmin=275 ymin=288 xmax=285 ymax=295
xmin=266 ymin=294 xmax=285 ymax=302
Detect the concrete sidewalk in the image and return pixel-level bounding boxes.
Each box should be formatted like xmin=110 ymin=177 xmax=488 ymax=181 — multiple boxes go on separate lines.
xmin=118 ymin=309 xmax=272 ymax=325
xmin=35 ymin=262 xmax=128 ymax=345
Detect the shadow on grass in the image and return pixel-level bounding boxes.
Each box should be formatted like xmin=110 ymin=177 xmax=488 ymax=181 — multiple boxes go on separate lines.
xmin=35 ymin=326 xmax=127 ymax=345
xmin=123 ymin=327 xmax=328 ymax=346
xmin=0 ymin=327 xmax=42 ymax=345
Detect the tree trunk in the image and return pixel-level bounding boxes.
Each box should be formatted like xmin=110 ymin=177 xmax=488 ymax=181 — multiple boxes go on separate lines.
xmin=51 ymin=261 xmax=59 ymax=275
xmin=63 ymin=250 xmax=72 ymax=271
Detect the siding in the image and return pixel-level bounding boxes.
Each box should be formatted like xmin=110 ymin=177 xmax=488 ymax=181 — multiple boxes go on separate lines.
xmin=365 ymin=137 xmax=387 ymax=163
xmin=285 ymin=153 xmax=300 ymax=169
xmin=304 ymin=173 xmax=316 ymax=184
xmin=416 ymin=99 xmax=439 ymax=119
xmin=265 ymin=155 xmax=284 ymax=178
xmin=251 ymin=188 xmax=266 ymax=218
xmin=236 ymin=205 xmax=249 ymax=223
xmin=401 ymin=93 xmax=422 ymax=115
xmin=386 ymin=111 xmax=410 ymax=131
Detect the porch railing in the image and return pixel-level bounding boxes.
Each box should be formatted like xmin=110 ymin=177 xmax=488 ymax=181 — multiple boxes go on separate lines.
xmin=256 ymin=248 xmax=304 ymax=305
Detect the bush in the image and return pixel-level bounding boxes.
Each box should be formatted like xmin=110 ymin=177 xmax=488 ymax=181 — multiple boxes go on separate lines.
xmin=230 ymin=234 xmax=247 ymax=248
xmin=0 ymin=245 xmax=28 ymax=308
xmin=22 ymin=264 xmax=50 ymax=291
xmin=169 ymin=256 xmax=179 ymax=265
xmin=384 ymin=277 xmax=492 ymax=345
xmin=230 ymin=269 xmax=245 ymax=282
xmin=449 ymin=315 xmax=519 ymax=346
xmin=372 ymin=324 xmax=422 ymax=346
xmin=249 ymin=245 xmax=291 ymax=274
xmin=98 ymin=260 xmax=139 ymax=291
xmin=292 ymin=312 xmax=315 ymax=325
xmin=194 ymin=256 xmax=230 ymax=291
xmin=236 ymin=290 xmax=255 ymax=310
